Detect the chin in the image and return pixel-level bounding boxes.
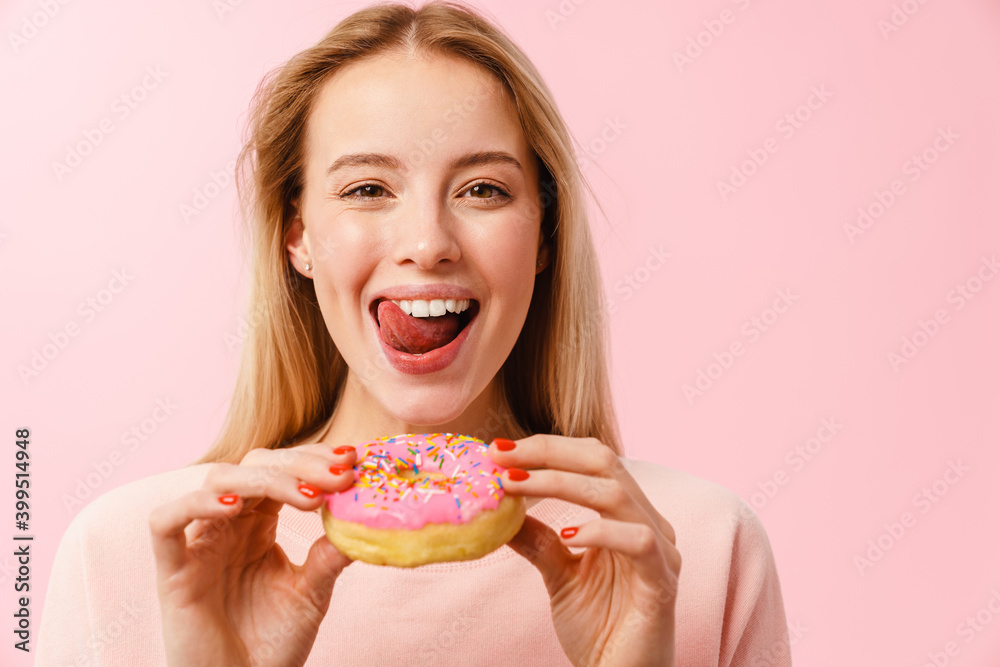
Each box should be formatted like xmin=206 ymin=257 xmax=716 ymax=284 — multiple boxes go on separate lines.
xmin=378 ymin=386 xmax=471 ymax=430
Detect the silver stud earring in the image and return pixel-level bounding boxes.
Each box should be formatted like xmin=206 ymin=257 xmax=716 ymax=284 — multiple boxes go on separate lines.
xmin=304 ymin=262 xmax=312 ymax=271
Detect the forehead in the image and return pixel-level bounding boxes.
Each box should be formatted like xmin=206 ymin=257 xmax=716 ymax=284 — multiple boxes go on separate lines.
xmin=305 ymin=51 xmax=530 ymax=169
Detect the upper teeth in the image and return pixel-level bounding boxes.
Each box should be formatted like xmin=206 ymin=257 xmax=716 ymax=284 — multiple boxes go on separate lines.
xmin=390 ymin=298 xmax=471 ymax=317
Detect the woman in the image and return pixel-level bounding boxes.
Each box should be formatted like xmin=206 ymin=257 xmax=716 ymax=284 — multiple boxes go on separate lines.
xmin=36 ymin=2 xmax=791 ymax=665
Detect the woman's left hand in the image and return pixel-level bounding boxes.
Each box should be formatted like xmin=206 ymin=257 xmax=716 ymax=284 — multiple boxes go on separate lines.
xmin=488 ymin=435 xmax=681 ymax=667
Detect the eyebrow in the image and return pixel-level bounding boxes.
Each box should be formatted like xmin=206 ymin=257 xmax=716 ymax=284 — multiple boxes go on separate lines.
xmin=325 ymin=150 xmax=523 ymax=178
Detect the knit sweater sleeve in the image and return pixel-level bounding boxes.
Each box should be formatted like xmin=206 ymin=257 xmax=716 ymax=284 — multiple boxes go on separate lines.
xmin=718 ymin=501 xmax=792 ymax=666
xmin=36 ymin=503 xmax=98 ymax=666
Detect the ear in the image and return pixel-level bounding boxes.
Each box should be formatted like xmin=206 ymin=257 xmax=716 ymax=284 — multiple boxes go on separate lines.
xmin=285 ymin=199 xmax=313 ymax=278
xmin=534 ymin=226 xmax=551 ymax=274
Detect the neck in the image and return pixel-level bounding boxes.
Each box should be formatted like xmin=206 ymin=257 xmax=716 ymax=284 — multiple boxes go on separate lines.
xmin=320 ymin=371 xmax=529 ymax=449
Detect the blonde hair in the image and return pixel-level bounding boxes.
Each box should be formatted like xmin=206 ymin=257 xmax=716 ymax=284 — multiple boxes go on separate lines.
xmin=194 ymin=0 xmax=621 ymax=465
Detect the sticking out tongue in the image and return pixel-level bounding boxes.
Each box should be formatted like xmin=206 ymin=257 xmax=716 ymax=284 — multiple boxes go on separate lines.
xmin=377 ymin=300 xmax=462 ymax=355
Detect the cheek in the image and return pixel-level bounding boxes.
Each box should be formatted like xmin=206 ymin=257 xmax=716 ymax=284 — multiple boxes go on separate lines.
xmin=311 ymin=224 xmax=379 ymax=322
xmin=470 ymin=218 xmax=539 ymax=305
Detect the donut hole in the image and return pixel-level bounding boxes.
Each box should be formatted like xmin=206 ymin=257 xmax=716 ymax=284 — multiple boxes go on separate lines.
xmin=394 ymin=467 xmax=448 ymax=483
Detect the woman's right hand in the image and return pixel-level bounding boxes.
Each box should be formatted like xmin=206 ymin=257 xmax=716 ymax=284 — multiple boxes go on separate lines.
xmin=148 ymin=443 xmax=358 ymax=667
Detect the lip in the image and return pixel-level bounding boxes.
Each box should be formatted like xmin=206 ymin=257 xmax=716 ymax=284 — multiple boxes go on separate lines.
xmin=368 ymin=285 xmax=480 ymax=375
xmin=369 ymin=284 xmax=478 ymax=302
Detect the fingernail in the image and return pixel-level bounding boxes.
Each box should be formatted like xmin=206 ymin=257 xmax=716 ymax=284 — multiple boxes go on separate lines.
xmin=329 ymin=465 xmax=349 ymax=475
xmin=298 ymin=483 xmax=322 ymax=499
xmin=494 ymin=438 xmax=516 ymax=451
xmin=333 ymin=445 xmax=355 ymax=455
xmin=560 ymin=526 xmax=578 ymax=539
xmin=218 ymin=494 xmax=239 ymax=505
xmin=507 ymin=468 xmax=529 ymax=481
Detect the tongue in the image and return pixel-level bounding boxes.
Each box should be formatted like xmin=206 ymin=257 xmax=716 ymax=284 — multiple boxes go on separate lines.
xmin=377 ymin=300 xmax=462 ymax=355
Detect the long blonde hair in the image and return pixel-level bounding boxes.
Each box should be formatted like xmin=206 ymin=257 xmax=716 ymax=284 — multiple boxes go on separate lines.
xmin=194 ymin=0 xmax=621 ymax=465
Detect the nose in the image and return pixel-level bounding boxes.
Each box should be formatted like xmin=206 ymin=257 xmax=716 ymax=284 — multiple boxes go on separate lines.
xmin=391 ymin=191 xmax=461 ymax=269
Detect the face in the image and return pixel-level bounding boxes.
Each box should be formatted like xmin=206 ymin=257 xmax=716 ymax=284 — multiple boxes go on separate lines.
xmin=286 ymin=51 xmax=548 ymax=427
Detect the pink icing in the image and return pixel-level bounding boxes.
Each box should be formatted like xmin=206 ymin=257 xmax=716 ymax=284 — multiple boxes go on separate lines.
xmin=324 ymin=433 xmax=509 ymax=529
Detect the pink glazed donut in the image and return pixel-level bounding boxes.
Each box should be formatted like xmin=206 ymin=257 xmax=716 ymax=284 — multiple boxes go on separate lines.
xmin=321 ymin=433 xmax=526 ymax=567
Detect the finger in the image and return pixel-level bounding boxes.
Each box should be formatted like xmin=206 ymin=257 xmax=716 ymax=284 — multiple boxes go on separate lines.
xmin=490 ymin=435 xmax=670 ymax=535
xmin=239 ymin=447 xmax=357 ymax=516
xmin=201 ymin=461 xmax=349 ymax=516
xmin=501 ymin=467 xmax=652 ymax=525
xmin=506 ymin=515 xmax=576 ymax=596
xmin=559 ymin=517 xmax=681 ymax=588
xmin=149 ymin=489 xmax=243 ymax=574
xmin=297 ymin=535 xmax=353 ymax=611
xmin=241 ymin=445 xmax=358 ymax=493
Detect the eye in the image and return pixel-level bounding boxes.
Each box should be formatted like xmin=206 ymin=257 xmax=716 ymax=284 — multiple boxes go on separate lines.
xmin=462 ymin=181 xmax=511 ymax=206
xmin=340 ymin=181 xmax=512 ymax=205
xmin=342 ymin=183 xmax=386 ymax=200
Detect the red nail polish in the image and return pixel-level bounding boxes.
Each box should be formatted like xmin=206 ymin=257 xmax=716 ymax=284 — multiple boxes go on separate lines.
xmin=494 ymin=438 xmax=516 ymax=451
xmin=218 ymin=494 xmax=239 ymax=505
xmin=329 ymin=465 xmax=349 ymax=475
xmin=507 ymin=468 xmax=529 ymax=481
xmin=560 ymin=526 xmax=578 ymax=539
xmin=298 ymin=483 xmax=321 ymax=498
xmin=333 ymin=445 xmax=355 ymax=455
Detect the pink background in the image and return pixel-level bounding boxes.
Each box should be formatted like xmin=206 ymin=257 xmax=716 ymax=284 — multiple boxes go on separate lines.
xmin=3 ymin=0 xmax=1000 ymax=664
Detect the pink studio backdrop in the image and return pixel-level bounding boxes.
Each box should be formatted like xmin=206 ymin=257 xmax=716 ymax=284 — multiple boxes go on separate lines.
xmin=3 ymin=0 xmax=999 ymax=664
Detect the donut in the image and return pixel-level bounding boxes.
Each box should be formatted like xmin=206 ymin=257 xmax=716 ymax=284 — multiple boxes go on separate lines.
xmin=321 ymin=432 xmax=526 ymax=567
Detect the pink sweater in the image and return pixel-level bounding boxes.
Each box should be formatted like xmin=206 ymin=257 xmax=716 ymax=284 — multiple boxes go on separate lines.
xmin=36 ymin=457 xmax=792 ymax=666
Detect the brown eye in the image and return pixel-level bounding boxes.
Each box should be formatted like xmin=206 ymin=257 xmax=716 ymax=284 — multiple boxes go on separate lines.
xmin=469 ymin=183 xmax=496 ymax=198
xmin=346 ymin=184 xmax=384 ymax=199
xmin=462 ymin=182 xmax=511 ymax=206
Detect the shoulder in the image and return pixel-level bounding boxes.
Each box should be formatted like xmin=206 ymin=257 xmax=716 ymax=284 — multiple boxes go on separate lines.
xmin=618 ymin=457 xmax=772 ymax=555
xmin=620 ymin=458 xmax=791 ymax=663
xmin=66 ymin=463 xmax=212 ymax=545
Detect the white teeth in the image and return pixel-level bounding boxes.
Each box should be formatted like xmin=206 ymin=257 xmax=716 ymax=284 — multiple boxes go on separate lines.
xmin=388 ymin=298 xmax=472 ymax=317
xmin=410 ymin=299 xmax=430 ymax=317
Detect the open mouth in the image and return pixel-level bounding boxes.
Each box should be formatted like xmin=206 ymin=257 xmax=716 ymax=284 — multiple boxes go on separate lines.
xmin=369 ymin=297 xmax=480 ymax=356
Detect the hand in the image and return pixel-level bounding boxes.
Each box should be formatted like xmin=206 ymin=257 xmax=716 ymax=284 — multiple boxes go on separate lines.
xmin=489 ymin=435 xmax=681 ymax=667
xmin=148 ymin=443 xmax=358 ymax=667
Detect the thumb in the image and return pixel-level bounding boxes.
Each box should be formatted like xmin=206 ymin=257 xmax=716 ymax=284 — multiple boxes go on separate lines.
xmin=507 ymin=515 xmax=575 ymax=596
xmin=298 ymin=535 xmax=352 ymax=612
